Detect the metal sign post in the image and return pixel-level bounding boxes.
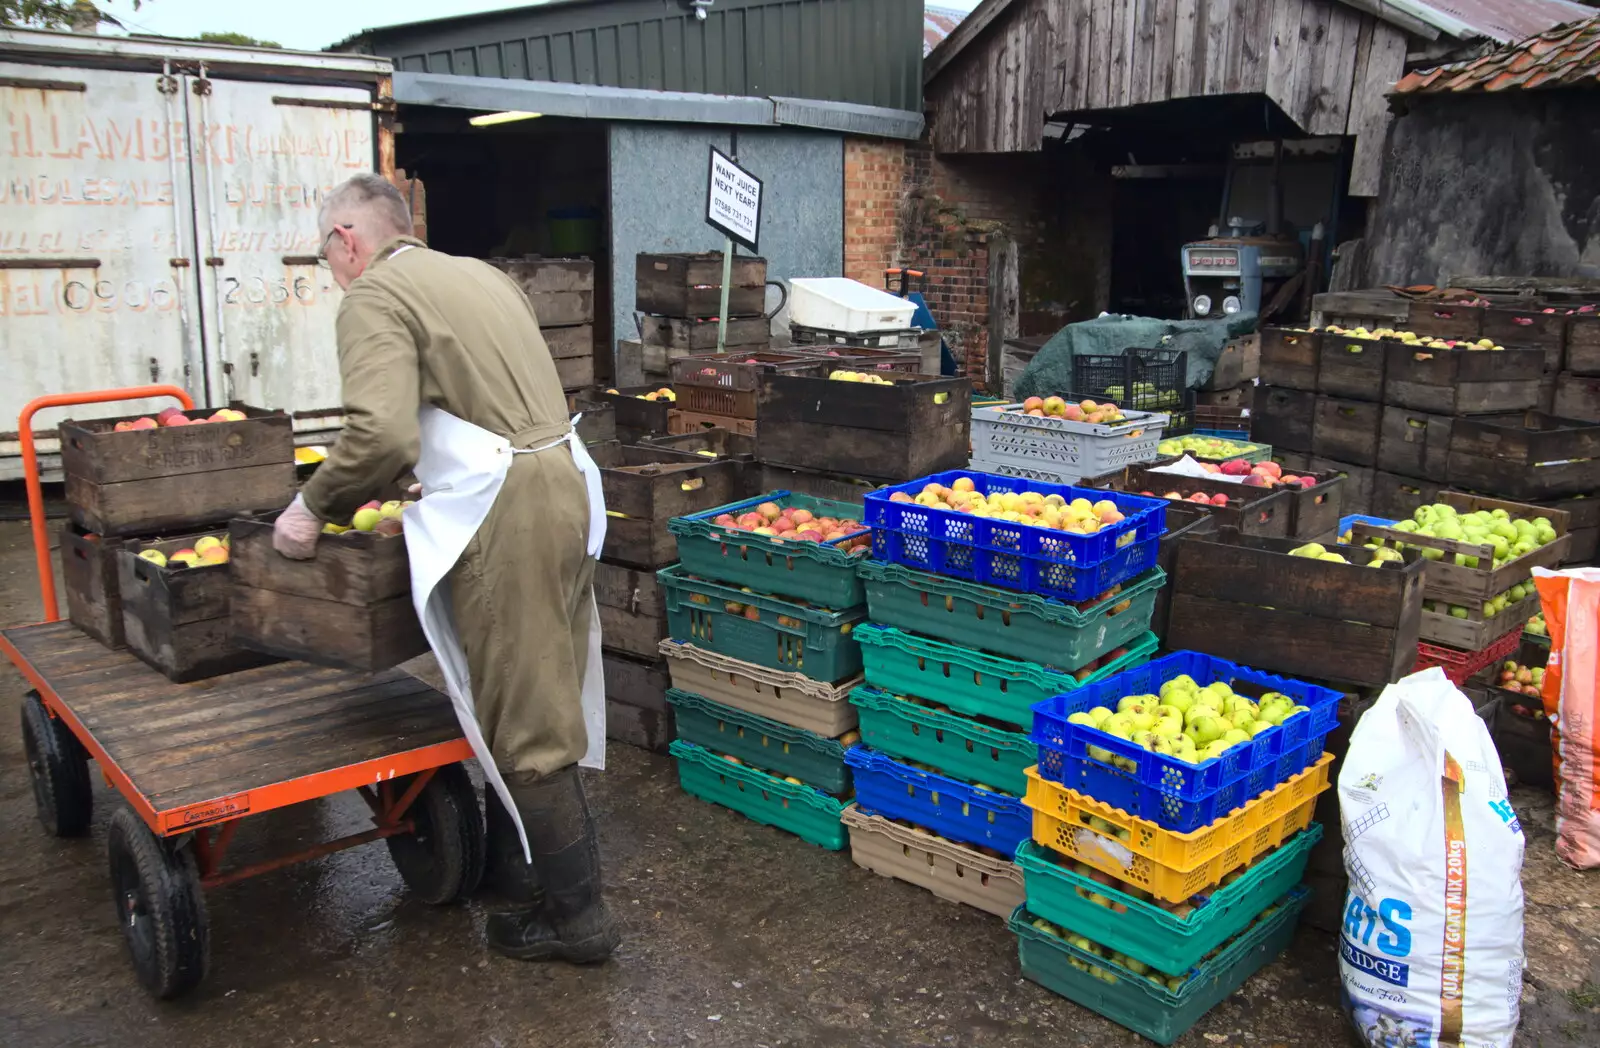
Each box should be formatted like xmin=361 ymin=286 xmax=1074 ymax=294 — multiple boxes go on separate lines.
xmin=704 ymin=145 xmax=763 ymax=355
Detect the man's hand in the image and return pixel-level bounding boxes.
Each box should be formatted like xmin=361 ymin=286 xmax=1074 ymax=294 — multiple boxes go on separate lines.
xmin=273 ymin=494 xmax=323 ymax=560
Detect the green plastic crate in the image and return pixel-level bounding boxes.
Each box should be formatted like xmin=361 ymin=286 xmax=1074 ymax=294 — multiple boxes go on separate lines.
xmin=666 ymin=689 xmax=851 ymax=795
xmin=670 ymin=739 xmax=847 ymax=849
xmin=1009 ymin=887 xmax=1309 ymax=1046
xmin=1014 ymin=824 xmax=1322 ymax=975
xmin=857 ymin=560 xmax=1163 ymax=669
xmin=658 ymin=565 xmax=866 ymax=682
xmin=850 ymin=685 xmax=1036 ymax=796
xmin=856 ymin=626 xmax=1157 ymax=730
xmin=669 ymin=491 xmax=870 ymax=606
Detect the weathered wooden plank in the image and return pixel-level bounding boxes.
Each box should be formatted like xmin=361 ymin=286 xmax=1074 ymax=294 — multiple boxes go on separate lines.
xmin=1307 ymin=3 xmax=1361 ymax=134
xmin=1265 ymin=0 xmax=1304 ymax=113
xmin=1150 ymin=0 xmax=1177 ymax=100
xmin=1291 ymin=0 xmax=1331 ymax=133
xmin=1089 ymin=0 xmax=1111 ymax=108
xmin=1171 ymin=0 xmax=1201 ymax=98
xmin=1346 ymin=19 xmax=1407 ymax=196
xmin=1129 ymin=0 xmax=1155 ymax=105
xmin=1203 ymin=0 xmax=1231 ymax=96
xmin=1108 ymin=0 xmax=1130 ymax=107
xmin=1237 ymin=0 xmax=1272 ymax=92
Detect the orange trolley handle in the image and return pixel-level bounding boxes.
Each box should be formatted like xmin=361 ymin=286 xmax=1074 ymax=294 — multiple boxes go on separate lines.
xmin=19 ymin=386 xmax=194 ymax=622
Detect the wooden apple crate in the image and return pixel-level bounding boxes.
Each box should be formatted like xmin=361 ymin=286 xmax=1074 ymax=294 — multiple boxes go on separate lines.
xmin=1277 ymin=469 xmax=1347 ymax=540
xmin=603 ymin=649 xmax=673 ymax=754
xmin=1446 ymin=411 xmax=1600 ymax=499
xmin=1316 ymin=333 xmax=1387 ymax=401
xmin=1309 ymin=456 xmax=1375 ymax=516
xmin=1492 ymin=689 xmax=1553 ymax=788
xmin=1108 ymin=466 xmax=1292 ymax=537
xmin=1481 ymin=306 xmax=1567 ymax=371
xmin=756 ymin=463 xmax=882 ymax=504
xmin=1200 ymin=333 xmax=1260 ymax=390
xmin=60 ymin=522 xmax=129 ymax=649
xmin=637 ymin=427 xmax=758 ymax=461
xmin=1406 ymin=300 xmax=1482 ymax=341
xmin=1416 ymin=589 xmax=1539 ymax=651
xmin=667 ymin=408 xmax=758 ymax=438
xmin=1312 ymin=396 xmax=1382 ymax=466
xmin=756 ymin=372 xmax=971 ymax=482
xmin=594 ymin=561 xmax=669 ymax=660
xmin=1150 ymin=502 xmax=1217 ymax=642
xmin=227 ymin=514 xmax=427 ymax=672
xmin=1551 ymin=372 xmax=1600 ymax=424
xmin=60 ymin=405 xmax=296 ymax=537
xmin=564 ymin=393 xmax=618 ymax=447
xmin=1369 ymin=471 xmax=1444 ymax=522
xmin=1196 ymin=383 xmax=1253 ymax=408
xmin=1537 ymin=494 xmax=1600 ymax=565
xmin=1165 ymin=529 xmax=1426 ymax=687
xmin=597 ymin=386 xmax=675 ymax=441
xmin=1258 ymin=327 xmax=1321 ymax=390
xmin=1567 ymin=314 xmax=1600 ymax=376
xmin=1381 ymin=344 xmax=1543 ymax=415
xmin=118 ymin=534 xmax=278 ymax=683
xmin=641 ymin=314 xmax=770 ymax=353
xmin=1252 ymin=386 xmax=1317 ymax=452
xmin=1347 ymin=492 xmax=1571 ymax=606
xmin=636 ymin=252 xmax=767 ymax=317
xmin=488 ymin=256 xmax=594 ymax=327
xmin=1377 ymin=406 xmax=1452 ymax=479
xmin=589 ymin=441 xmax=743 ymax=569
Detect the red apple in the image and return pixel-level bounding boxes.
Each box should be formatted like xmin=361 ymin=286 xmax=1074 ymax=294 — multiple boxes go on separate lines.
xmin=1209 ymin=493 xmax=1229 ymax=506
xmin=130 ymin=417 xmax=158 ymax=430
xmin=113 ymin=420 xmax=136 ymax=432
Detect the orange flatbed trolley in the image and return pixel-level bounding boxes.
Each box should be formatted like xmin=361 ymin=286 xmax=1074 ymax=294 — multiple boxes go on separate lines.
xmin=8 ymin=389 xmax=479 ymax=1000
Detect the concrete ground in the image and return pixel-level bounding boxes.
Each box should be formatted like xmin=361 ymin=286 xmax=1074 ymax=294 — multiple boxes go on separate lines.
xmin=0 ymin=515 xmax=1595 ymax=1048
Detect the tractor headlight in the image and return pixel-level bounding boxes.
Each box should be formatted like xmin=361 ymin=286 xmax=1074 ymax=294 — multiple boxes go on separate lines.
xmin=1192 ymin=294 xmax=1212 ymax=316
xmin=1222 ymin=296 xmax=1242 ymax=315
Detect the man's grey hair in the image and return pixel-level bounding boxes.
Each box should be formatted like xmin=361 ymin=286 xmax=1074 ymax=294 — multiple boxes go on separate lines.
xmin=319 ymin=173 xmax=414 ymax=239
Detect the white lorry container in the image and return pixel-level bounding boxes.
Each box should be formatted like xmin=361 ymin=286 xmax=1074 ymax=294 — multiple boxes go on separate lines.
xmin=0 ymin=28 xmax=396 ymax=479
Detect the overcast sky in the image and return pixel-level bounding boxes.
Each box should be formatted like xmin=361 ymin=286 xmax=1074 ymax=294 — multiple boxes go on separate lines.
xmin=98 ymin=0 xmax=982 ymax=53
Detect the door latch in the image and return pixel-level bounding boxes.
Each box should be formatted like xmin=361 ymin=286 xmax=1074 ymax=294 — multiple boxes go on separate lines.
xmin=250 ymin=351 xmax=260 ymax=377
xmin=148 ymin=357 xmax=160 ymax=382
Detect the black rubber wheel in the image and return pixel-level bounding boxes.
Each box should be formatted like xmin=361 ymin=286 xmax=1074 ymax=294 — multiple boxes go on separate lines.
xmin=21 ymin=690 xmax=92 ymax=837
xmin=386 ymin=763 xmax=485 ymax=905
xmin=106 ymin=807 xmax=209 ymax=999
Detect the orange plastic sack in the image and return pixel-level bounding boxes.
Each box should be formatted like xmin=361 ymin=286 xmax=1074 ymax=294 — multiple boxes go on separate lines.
xmin=1531 ymin=567 xmax=1600 ymax=869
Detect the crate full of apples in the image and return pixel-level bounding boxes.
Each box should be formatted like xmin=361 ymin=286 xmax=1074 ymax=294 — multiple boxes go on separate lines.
xmin=971 ymin=398 xmax=1170 ymax=481
xmin=59 ymin=404 xmax=297 ymax=537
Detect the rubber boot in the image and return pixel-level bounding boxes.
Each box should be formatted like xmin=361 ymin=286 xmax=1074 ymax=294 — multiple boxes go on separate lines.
xmin=486 ymin=766 xmax=619 ymax=964
xmin=481 ymin=786 xmax=543 ymax=907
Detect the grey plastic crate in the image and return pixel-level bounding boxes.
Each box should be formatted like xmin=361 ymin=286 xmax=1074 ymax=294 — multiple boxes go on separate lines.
xmin=970 ymin=403 xmax=1168 ymax=482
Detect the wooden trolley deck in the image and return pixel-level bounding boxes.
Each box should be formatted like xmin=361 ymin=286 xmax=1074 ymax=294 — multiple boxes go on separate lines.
xmin=3 ymin=620 xmax=470 ymax=836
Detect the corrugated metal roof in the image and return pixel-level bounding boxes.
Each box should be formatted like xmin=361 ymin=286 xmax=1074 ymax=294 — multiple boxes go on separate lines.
xmin=924 ymin=4 xmax=966 ymax=55
xmin=1395 ymin=14 xmax=1600 ymax=93
xmin=1410 ymin=0 xmax=1593 ymax=45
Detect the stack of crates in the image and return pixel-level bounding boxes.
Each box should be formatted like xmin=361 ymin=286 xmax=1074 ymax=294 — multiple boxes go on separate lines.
xmin=1012 ymin=650 xmax=1342 ymax=1043
xmin=657 ymin=491 xmax=873 ymax=849
xmin=840 ymin=469 xmax=1168 ymax=918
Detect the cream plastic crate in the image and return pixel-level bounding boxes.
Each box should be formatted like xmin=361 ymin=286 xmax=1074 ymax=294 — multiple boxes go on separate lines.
xmin=788 ymin=277 xmax=917 ymax=333
xmin=659 ymin=639 xmax=859 ymax=737
xmin=842 ymin=806 xmax=1024 ymax=918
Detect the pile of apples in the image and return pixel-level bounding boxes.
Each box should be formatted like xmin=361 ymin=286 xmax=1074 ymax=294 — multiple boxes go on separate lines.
xmin=1143 ymin=489 xmax=1232 ymax=507
xmin=1527 ymin=612 xmax=1548 ymax=638
xmin=1157 ymin=435 xmax=1258 ymax=460
xmin=1288 ymin=540 xmax=1403 ymax=569
xmin=828 ymin=370 xmax=894 ymax=385
xmin=1498 ymin=660 xmax=1545 ymax=705
xmin=1370 ymin=502 xmax=1558 ymax=568
xmin=1322 ymin=325 xmax=1507 ymax=352
xmin=1007 ymin=396 xmax=1125 ymax=423
xmin=1066 ymin=675 xmax=1309 ymax=766
xmin=323 ymin=498 xmax=411 ymax=538
xmin=604 ymin=386 xmax=676 ymax=403
xmin=1103 ymin=381 xmax=1180 ymax=409
xmin=710 ymin=500 xmax=870 ymax=548
xmin=113 ymin=406 xmax=247 ymax=431
xmin=887 ymin=476 xmax=1128 ymax=533
xmin=137 ymin=533 xmax=228 ymax=569
xmin=1423 ymin=579 xmax=1536 ymax=619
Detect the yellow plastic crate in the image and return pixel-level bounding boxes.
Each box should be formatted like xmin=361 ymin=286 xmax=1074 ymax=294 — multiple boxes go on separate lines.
xmin=1024 ymin=753 xmax=1333 ymax=904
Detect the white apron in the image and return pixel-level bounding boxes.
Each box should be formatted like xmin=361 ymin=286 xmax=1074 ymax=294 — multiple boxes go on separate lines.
xmin=406 ymin=403 xmax=608 ymax=862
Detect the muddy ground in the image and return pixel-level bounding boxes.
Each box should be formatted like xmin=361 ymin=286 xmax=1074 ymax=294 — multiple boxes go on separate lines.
xmin=0 ymin=514 xmax=1594 ymax=1048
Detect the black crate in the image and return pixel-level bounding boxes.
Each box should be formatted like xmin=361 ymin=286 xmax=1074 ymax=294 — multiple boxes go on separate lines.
xmin=1071 ymin=348 xmax=1192 ymax=434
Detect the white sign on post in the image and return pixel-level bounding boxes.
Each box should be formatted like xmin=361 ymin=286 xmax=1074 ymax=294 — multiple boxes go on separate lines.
xmin=705 ymin=146 xmax=762 ymax=252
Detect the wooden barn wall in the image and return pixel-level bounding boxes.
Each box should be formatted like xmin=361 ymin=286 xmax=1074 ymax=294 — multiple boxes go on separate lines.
xmin=927 ymin=0 xmax=1407 ymax=195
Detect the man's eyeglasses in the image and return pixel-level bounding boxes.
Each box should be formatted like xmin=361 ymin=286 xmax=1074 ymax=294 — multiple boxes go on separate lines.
xmin=316 ymin=224 xmax=352 ymax=269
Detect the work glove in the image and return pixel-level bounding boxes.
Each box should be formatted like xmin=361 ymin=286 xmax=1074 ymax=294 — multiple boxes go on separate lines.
xmin=273 ymin=493 xmax=323 ymax=560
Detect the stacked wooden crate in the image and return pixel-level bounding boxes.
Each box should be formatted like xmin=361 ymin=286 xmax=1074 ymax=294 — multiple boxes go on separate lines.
xmin=635 ymin=252 xmax=770 ymax=386
xmin=490 ymin=257 xmax=597 ymax=392
xmin=58 ymin=406 xmax=298 ymax=680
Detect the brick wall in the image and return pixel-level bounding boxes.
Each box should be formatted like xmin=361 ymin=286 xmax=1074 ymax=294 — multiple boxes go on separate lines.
xmin=842 ymin=132 xmax=1112 ymax=389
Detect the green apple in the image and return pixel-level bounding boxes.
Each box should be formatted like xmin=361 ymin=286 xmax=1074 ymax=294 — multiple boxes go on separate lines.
xmin=1188 ymin=714 xmax=1224 ymax=746
xmin=1102 ymin=714 xmax=1135 ymax=740
xmin=1089 ymin=706 xmax=1115 ymax=727
xmin=1068 ymin=712 xmax=1098 ymax=728
xmin=1221 ymin=728 xmax=1250 ymax=746
xmin=1247 ymin=719 xmax=1274 ymax=737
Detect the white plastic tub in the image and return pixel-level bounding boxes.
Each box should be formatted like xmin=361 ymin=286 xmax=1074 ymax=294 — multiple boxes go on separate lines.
xmin=788 ymin=278 xmax=917 ymax=333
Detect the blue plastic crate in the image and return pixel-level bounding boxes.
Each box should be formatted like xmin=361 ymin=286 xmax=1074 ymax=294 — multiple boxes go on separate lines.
xmin=862 ymin=471 xmax=1167 ymax=601
xmin=1029 ymin=651 xmax=1343 ymax=833
xmin=1337 ymin=513 xmax=1398 ymax=540
xmin=844 ymin=747 xmax=1031 ymax=854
